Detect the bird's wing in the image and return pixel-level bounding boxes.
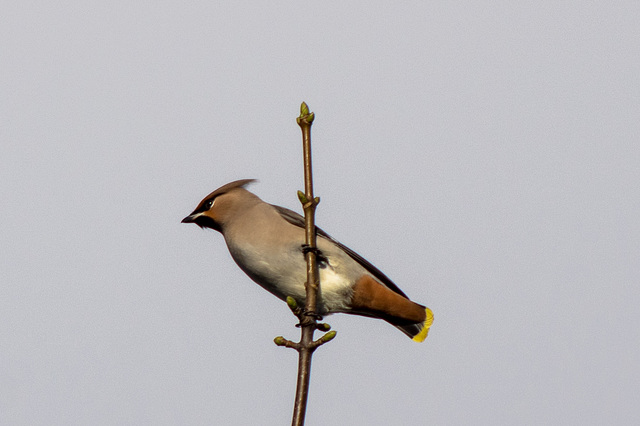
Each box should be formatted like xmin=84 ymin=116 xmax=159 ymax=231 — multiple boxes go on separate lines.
xmin=272 ymin=205 xmax=409 ymax=299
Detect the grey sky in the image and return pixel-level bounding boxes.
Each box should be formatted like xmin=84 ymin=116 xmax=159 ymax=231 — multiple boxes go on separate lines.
xmin=2 ymin=2 xmax=639 ymax=425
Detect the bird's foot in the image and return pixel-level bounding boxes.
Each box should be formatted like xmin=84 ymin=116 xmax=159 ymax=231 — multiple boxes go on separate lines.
xmin=301 ymin=244 xmax=329 ymax=268
xmin=295 ymin=309 xmax=324 ymax=327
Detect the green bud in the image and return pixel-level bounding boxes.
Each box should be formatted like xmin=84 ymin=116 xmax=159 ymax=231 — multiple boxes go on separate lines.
xmin=317 ymin=323 xmax=331 ymax=331
xmin=297 ymin=191 xmax=308 ymax=204
xmin=300 ymin=102 xmax=309 ymax=116
xmin=320 ymin=331 xmax=337 ymax=343
xmin=286 ymin=296 xmax=298 ymax=310
xmin=274 ymin=336 xmax=286 ymax=346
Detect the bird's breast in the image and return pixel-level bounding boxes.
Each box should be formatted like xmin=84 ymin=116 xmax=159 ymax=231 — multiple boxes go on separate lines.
xmin=223 ymin=232 xmax=360 ymax=314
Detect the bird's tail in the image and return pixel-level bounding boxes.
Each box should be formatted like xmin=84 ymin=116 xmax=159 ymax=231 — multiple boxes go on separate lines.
xmin=395 ymin=307 xmax=434 ymax=342
xmin=349 ymin=275 xmax=434 ymax=342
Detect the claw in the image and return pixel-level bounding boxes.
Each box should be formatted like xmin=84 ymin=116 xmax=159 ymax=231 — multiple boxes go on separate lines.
xmin=294 ymin=309 xmax=324 ymax=327
xmin=301 ymin=244 xmax=329 ymax=268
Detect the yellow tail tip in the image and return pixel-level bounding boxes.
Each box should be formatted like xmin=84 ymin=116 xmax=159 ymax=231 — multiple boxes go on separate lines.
xmin=411 ymin=307 xmax=434 ymax=342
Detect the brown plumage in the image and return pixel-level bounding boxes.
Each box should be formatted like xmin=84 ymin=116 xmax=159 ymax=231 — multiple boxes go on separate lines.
xmin=182 ymin=179 xmax=433 ymax=341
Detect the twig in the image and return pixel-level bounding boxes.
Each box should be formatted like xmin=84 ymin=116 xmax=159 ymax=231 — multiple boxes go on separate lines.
xmin=273 ymin=102 xmax=336 ymax=426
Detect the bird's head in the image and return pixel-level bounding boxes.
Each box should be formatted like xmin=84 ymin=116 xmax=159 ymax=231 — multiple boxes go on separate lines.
xmin=181 ymin=179 xmax=257 ymax=232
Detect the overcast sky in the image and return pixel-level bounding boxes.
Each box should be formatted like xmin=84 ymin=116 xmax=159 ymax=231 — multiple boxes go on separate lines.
xmin=2 ymin=2 xmax=639 ymax=425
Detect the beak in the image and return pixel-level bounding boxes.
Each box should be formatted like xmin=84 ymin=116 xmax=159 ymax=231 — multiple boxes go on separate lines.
xmin=181 ymin=213 xmax=199 ymax=223
xmin=181 ymin=211 xmax=219 ymax=231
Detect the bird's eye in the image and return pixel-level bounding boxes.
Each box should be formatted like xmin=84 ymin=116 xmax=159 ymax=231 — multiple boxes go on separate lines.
xmin=204 ymin=199 xmax=215 ymax=210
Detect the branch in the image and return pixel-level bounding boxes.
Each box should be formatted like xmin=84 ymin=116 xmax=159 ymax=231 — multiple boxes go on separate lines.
xmin=272 ymin=103 xmax=336 ymax=426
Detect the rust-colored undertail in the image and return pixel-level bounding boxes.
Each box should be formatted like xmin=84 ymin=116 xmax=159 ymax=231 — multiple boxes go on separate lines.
xmin=350 ymin=275 xmax=433 ymax=342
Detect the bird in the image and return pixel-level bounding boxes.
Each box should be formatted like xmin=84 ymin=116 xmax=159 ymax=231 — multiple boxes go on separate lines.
xmin=182 ymin=179 xmax=433 ymax=342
